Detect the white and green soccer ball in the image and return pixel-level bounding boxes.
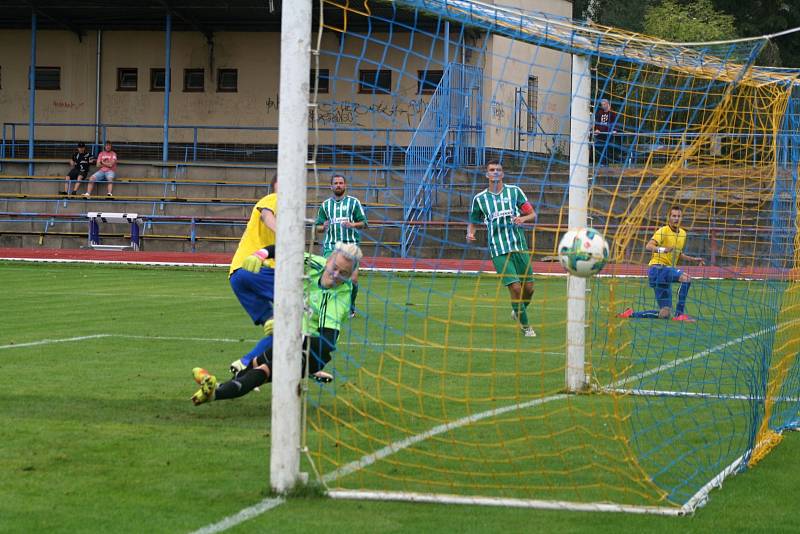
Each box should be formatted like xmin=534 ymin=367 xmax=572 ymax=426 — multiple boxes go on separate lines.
xmin=557 ymin=227 xmax=609 ymax=278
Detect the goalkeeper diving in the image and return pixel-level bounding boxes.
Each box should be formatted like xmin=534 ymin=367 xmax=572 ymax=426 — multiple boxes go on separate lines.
xmin=191 ymin=241 xmax=362 ymax=405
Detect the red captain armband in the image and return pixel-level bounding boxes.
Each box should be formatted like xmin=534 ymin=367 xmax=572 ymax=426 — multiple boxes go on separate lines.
xmin=520 ymin=202 xmax=534 ymax=215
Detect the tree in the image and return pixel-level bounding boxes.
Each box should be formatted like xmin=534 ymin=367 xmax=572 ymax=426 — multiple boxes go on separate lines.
xmin=643 ymin=0 xmax=738 ymax=42
xmin=712 ymin=0 xmax=800 ymax=67
xmin=575 ymin=0 xmax=800 ymax=68
xmin=573 ymin=0 xmax=655 ymax=33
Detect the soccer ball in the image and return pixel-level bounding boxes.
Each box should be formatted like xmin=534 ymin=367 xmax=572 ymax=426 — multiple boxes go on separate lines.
xmin=557 ymin=227 xmax=609 ymax=278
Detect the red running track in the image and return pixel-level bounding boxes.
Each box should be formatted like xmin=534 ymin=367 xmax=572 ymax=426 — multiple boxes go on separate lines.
xmin=0 ymin=247 xmax=791 ymax=279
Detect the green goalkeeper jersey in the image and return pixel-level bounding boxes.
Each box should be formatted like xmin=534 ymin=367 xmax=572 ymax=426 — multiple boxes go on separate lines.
xmin=469 ymin=185 xmax=529 ymax=258
xmin=303 ymin=253 xmax=352 ymax=336
xmin=315 ymin=195 xmax=367 ymax=250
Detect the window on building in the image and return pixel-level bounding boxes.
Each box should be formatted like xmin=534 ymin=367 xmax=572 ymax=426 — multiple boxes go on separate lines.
xmin=310 ymin=68 xmax=329 ymax=93
xmin=417 ymin=69 xmax=443 ymax=94
xmin=358 ymin=69 xmax=391 ymax=94
xmin=31 ymin=66 xmax=60 ymax=90
xmin=183 ymin=68 xmax=205 ymax=92
xmin=216 ymin=69 xmax=238 ymax=92
xmin=117 ymin=68 xmax=138 ymax=91
xmin=526 ymin=76 xmax=539 ymax=133
xmin=150 ymin=68 xmax=171 ymax=92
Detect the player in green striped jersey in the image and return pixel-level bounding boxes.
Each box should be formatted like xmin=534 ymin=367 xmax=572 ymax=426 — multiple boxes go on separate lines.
xmin=467 ymin=160 xmax=538 ymax=337
xmin=315 ymin=174 xmax=367 ymax=317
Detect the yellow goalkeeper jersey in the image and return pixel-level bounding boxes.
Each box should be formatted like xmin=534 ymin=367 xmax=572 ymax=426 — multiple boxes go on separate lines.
xmin=648 ymin=225 xmax=687 ymax=267
xmin=229 ymin=193 xmax=277 ymax=274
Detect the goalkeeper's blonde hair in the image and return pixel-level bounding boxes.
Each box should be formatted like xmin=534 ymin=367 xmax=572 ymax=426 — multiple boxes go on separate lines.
xmin=333 ymin=241 xmax=363 ymax=268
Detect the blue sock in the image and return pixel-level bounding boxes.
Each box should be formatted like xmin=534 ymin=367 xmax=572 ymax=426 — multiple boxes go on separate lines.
xmin=676 ymin=282 xmax=690 ymax=315
xmin=239 ymin=335 xmax=274 ymax=368
xmin=632 ymin=310 xmax=662 ymax=319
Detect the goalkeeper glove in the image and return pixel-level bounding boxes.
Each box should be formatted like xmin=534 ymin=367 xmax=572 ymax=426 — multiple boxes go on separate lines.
xmin=262 ymin=318 xmax=274 ymax=337
xmin=230 ymin=359 xmax=246 ymax=377
xmin=241 ymin=245 xmax=275 ymax=274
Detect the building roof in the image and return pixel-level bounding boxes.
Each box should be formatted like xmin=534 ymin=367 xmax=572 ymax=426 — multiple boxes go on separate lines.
xmin=0 ymin=1 xmax=441 ymax=36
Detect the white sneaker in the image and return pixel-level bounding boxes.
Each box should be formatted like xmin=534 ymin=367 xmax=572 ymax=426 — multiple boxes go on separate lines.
xmin=82 ymin=192 xmax=90 ymax=198
xmin=522 ymin=326 xmax=537 ymax=337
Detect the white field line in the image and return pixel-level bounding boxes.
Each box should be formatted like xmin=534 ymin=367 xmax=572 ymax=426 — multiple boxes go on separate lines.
xmin=0 ymin=257 xmax=229 ymax=267
xmin=320 ymin=393 xmax=570 ymax=485
xmin=10 ymin=290 xmax=231 ymax=300
xmin=112 ymin=334 xmax=255 ymax=343
xmin=8 ymin=326 xmax=778 ymax=526
xmin=0 ymin=334 xmax=564 ymax=357
xmin=189 ymin=497 xmax=285 ymax=534
xmin=601 ymin=322 xmax=793 ymax=515
xmin=0 ymin=334 xmax=251 ymax=348
xmin=0 ymin=334 xmax=111 ymax=350
xmin=603 ymin=387 xmax=800 ymax=404
xmin=319 ymin=324 xmax=780 ymax=517
xmin=608 ymin=325 xmax=776 ymax=390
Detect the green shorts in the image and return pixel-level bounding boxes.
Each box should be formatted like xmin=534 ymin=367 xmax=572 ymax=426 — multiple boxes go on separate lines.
xmin=491 ymin=251 xmax=534 ymax=286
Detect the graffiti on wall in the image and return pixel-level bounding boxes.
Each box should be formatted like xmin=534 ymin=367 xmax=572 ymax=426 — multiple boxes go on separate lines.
xmin=265 ymin=94 xmax=428 ymax=128
xmin=265 ymin=95 xmax=279 ymax=114
xmin=52 ymin=100 xmax=85 ymax=111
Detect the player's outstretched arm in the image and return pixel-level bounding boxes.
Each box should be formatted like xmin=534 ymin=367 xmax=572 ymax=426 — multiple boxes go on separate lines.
xmin=680 ymin=252 xmax=705 ymax=265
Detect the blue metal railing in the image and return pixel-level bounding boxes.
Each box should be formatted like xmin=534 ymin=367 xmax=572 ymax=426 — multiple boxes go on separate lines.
xmin=1 ymin=122 xmax=413 ymax=168
xmin=402 ymin=62 xmax=485 ymax=257
xmin=402 ymin=132 xmax=450 ymax=256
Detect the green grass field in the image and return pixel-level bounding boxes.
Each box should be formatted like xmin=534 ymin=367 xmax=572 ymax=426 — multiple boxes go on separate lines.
xmin=2 ymin=261 xmax=798 ymax=533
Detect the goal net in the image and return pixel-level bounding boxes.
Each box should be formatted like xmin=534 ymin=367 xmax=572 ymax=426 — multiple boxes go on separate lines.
xmin=296 ymin=0 xmax=800 ymax=513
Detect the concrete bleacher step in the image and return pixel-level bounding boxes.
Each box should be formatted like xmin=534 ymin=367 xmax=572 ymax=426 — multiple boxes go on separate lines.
xmin=168 ymin=183 xmax=269 ymax=200
xmin=0 ymin=180 xmax=24 ymax=195
xmin=0 ymin=159 xmax=777 ymax=262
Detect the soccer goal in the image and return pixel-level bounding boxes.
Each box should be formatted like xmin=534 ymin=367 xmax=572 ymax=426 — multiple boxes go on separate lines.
xmin=272 ymin=0 xmax=800 ymax=514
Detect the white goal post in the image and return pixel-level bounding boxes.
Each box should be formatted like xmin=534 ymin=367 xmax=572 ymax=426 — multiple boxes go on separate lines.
xmin=270 ymin=0 xmax=312 ymax=494
xmin=566 ymin=52 xmax=592 ymax=392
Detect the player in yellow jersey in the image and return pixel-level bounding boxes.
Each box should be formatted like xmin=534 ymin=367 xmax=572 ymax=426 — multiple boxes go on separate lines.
xmin=618 ymin=206 xmax=705 ymax=322
xmin=228 ymin=177 xmax=278 ymax=367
